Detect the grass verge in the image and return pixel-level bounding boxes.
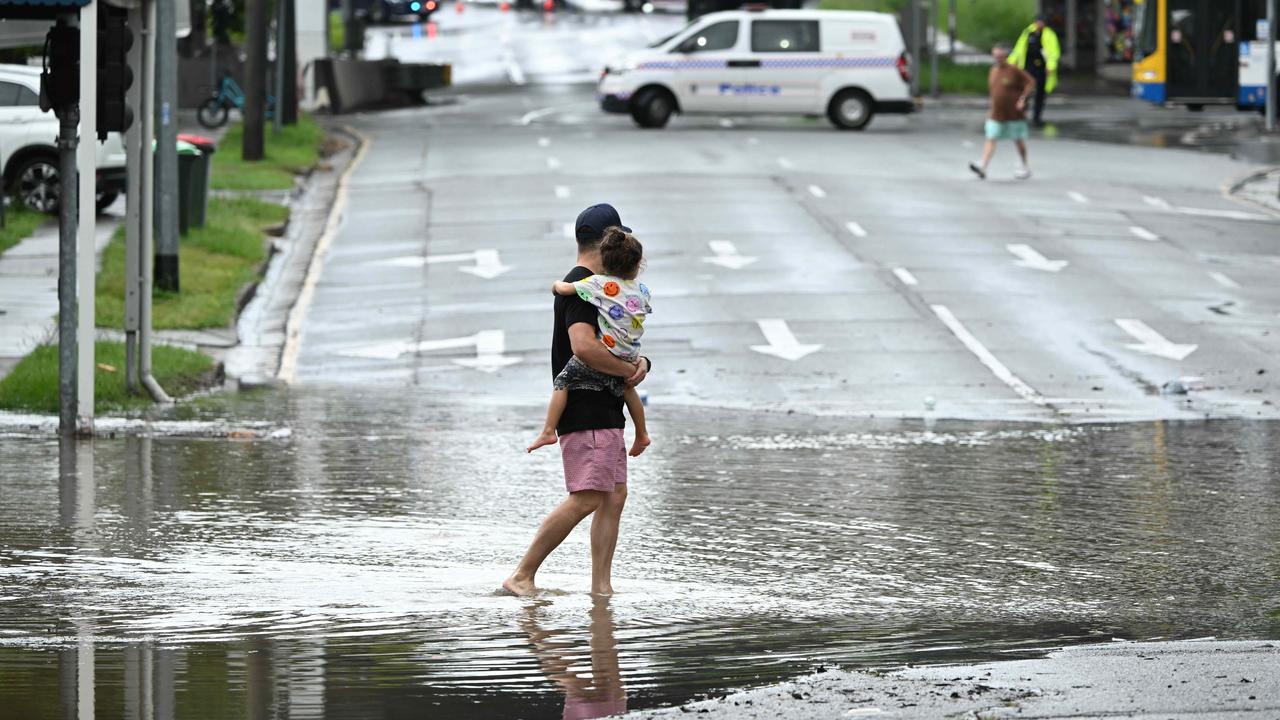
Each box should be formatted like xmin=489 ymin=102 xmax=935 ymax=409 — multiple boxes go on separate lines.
xmin=815 ymin=0 xmax=1035 ymax=52
xmin=920 ymin=58 xmax=992 ymax=95
xmin=96 ymin=197 xmax=289 ymax=330
xmin=0 ymin=205 xmax=48 ymax=257
xmin=212 ymin=112 xmax=326 ymax=191
xmin=0 ymin=341 xmax=216 ymax=413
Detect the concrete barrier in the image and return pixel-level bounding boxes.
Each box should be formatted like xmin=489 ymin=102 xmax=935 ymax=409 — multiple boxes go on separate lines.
xmin=314 ymin=58 xmax=450 ymax=114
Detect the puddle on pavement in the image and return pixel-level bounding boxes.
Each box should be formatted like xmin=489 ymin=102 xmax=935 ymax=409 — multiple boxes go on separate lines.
xmin=1049 ymin=116 xmax=1280 ymax=164
xmin=2 ymin=388 xmax=1279 ymax=719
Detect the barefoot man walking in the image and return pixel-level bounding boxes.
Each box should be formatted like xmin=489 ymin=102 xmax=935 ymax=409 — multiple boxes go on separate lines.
xmin=504 ymin=204 xmax=652 ymax=597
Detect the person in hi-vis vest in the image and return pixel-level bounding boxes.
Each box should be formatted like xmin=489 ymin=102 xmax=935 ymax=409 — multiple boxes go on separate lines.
xmin=1008 ymin=14 xmax=1060 ymax=126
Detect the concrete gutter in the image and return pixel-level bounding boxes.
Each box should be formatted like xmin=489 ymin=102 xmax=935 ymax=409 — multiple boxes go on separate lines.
xmin=625 ymin=640 xmax=1280 ymax=718
xmin=1226 ymin=166 xmax=1280 ymax=217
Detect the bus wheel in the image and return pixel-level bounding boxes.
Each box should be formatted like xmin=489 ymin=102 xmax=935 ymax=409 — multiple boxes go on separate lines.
xmin=631 ymin=88 xmax=674 ymax=129
xmin=828 ymin=89 xmax=874 ymax=130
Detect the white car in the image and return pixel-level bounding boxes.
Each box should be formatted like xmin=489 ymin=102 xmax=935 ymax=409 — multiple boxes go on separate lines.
xmin=0 ymin=64 xmax=128 ymax=213
xmin=599 ymin=8 xmax=914 ymax=129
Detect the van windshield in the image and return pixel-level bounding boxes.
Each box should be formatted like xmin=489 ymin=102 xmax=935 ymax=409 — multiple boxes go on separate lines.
xmin=648 ymin=30 xmax=680 ymax=48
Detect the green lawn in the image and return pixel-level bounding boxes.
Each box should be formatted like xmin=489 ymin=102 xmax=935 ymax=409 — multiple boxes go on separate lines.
xmin=96 ymin=197 xmax=289 ymax=330
xmin=212 ymin=113 xmax=326 ymax=191
xmin=920 ymin=58 xmax=992 ymax=95
xmin=0 ymin=341 xmax=216 ymax=413
xmin=0 ymin=205 xmax=48 ymax=257
xmin=816 ymin=0 xmax=1035 ymax=52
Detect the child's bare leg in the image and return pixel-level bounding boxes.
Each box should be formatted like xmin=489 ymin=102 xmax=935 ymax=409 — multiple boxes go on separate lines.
xmin=624 ymin=387 xmax=650 ymax=457
xmin=528 ymin=389 xmax=567 ymax=452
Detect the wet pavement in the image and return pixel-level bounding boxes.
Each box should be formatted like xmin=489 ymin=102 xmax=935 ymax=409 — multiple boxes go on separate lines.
xmin=3 ymin=390 xmax=1280 ymax=718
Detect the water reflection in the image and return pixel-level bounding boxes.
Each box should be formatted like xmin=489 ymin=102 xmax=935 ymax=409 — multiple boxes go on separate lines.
xmin=2 ymin=390 xmax=1279 ymax=718
xmin=521 ymin=597 xmax=626 ymax=720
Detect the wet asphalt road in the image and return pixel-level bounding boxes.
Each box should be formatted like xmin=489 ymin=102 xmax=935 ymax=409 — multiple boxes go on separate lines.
xmin=292 ymin=37 xmax=1280 ymax=422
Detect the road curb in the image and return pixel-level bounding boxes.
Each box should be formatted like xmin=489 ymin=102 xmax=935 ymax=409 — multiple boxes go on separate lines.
xmin=1224 ymin=165 xmax=1280 ymax=217
xmin=224 ymin=124 xmax=370 ymax=387
xmin=274 ymin=124 xmax=372 ymax=385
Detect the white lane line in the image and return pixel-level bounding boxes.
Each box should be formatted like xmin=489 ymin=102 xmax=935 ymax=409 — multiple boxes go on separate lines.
xmin=719 ymin=118 xmax=735 ymax=128
xmin=930 ymin=305 xmax=1048 ymax=406
xmin=520 ymin=107 xmax=556 ymax=126
xmin=962 ymin=140 xmax=976 ymax=148
xmin=808 ymin=184 xmax=826 ymax=198
xmin=1175 ymin=206 xmax=1273 ymax=222
xmin=1129 ymin=225 xmax=1160 ymax=242
xmin=504 ymin=52 xmax=527 ymax=86
xmin=1068 ymin=191 xmax=1089 ymax=204
xmin=554 ymin=185 xmax=571 ymax=199
xmin=777 ymin=157 xmax=795 ymax=169
xmin=1207 ymin=271 xmax=1240 ymax=289
xmin=845 ymin=221 xmax=868 ymax=238
xmin=546 ymin=156 xmax=561 ymax=170
xmin=1143 ymin=195 xmax=1172 ymax=210
xmin=892 ymin=267 xmax=918 ymax=286
xmin=537 ymin=137 xmax=551 ymax=147
xmin=562 ymin=222 xmax=575 ymax=239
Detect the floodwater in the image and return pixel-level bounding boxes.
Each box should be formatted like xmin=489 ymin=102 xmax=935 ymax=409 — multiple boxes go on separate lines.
xmin=2 ymin=389 xmax=1279 ymax=719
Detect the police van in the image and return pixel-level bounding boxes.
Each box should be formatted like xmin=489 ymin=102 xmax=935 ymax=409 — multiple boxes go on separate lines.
xmin=599 ymin=8 xmax=914 ymax=129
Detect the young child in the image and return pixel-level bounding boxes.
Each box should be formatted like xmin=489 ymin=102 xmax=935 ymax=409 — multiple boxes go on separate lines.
xmin=528 ymin=227 xmax=652 ymax=457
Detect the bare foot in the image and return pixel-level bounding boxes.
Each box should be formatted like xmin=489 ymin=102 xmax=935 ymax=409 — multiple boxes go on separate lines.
xmin=527 ymin=431 xmax=557 ymax=453
xmin=629 ymin=434 xmax=651 ymax=457
xmin=502 ymin=574 xmax=538 ymax=597
xmin=592 ymin=584 xmax=614 ymax=597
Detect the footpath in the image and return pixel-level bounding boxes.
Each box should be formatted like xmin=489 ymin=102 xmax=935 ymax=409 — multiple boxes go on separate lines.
xmin=628 ymin=640 xmax=1280 ymax=719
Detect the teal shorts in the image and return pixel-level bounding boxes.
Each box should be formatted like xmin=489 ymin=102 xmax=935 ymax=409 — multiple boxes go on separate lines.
xmin=985 ymin=119 xmax=1029 ymax=141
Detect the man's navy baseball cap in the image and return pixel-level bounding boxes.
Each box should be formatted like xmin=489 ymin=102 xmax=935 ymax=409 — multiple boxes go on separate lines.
xmin=575 ymin=203 xmax=631 ymax=241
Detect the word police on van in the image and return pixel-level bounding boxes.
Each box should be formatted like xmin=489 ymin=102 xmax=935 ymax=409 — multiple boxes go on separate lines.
xmin=599 ymin=9 xmax=914 ymax=129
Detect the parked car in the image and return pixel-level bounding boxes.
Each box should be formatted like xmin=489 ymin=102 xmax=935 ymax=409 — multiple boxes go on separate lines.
xmin=598 ymin=8 xmax=914 ymax=130
xmin=0 ymin=64 xmax=128 ymax=213
xmin=333 ymin=0 xmax=439 ymax=24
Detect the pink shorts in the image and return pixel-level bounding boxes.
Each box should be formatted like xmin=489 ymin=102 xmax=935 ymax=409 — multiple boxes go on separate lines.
xmin=559 ymin=428 xmax=627 ymax=494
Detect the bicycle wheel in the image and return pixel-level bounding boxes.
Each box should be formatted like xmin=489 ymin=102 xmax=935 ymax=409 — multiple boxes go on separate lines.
xmin=197 ymin=98 xmax=230 ymax=129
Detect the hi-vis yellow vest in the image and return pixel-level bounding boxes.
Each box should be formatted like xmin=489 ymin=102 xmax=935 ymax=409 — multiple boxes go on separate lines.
xmin=1009 ymin=24 xmax=1061 ymax=93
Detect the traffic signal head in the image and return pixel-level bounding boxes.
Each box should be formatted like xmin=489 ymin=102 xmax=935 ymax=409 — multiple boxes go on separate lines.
xmin=97 ymin=5 xmax=134 ymax=140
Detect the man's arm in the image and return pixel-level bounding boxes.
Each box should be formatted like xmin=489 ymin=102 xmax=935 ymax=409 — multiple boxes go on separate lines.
xmin=568 ymin=323 xmax=643 ymax=379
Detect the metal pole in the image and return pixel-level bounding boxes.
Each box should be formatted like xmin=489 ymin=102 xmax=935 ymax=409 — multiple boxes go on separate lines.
xmin=1267 ymin=0 xmax=1276 ymax=132
xmin=244 ymin=0 xmax=267 ymax=159
xmin=947 ymin=0 xmax=955 ymax=60
xmin=281 ymin=0 xmax=298 ymax=125
xmin=139 ymin=0 xmax=170 ymax=404
xmin=909 ymin=0 xmax=921 ymax=97
xmin=124 ymin=3 xmax=145 ymax=393
xmin=154 ymin=0 xmax=179 ymax=292
xmin=77 ymin=0 xmax=98 ymax=433
xmin=55 ymin=14 xmax=80 ymax=438
xmin=929 ymin=0 xmax=939 ymax=97
xmin=274 ymin=0 xmax=285 ymax=133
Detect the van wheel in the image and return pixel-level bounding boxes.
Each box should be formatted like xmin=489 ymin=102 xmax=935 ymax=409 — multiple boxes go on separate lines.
xmin=828 ymin=89 xmax=874 ymax=130
xmin=631 ymin=88 xmax=674 ymax=129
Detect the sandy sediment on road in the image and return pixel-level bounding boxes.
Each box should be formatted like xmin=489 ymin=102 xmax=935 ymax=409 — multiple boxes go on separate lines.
xmin=625 ymin=640 xmax=1279 ymax=718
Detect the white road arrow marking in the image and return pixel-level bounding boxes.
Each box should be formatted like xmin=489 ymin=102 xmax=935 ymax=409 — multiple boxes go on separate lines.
xmin=369 ymin=250 xmax=512 ymax=279
xmin=1129 ymin=225 xmax=1160 ymax=242
xmin=1115 ymin=319 xmax=1197 ymax=361
xmin=338 ymin=330 xmax=522 ymax=372
xmin=750 ymin=319 xmax=822 ymax=361
xmin=1006 ymin=244 xmax=1068 ymax=272
xmin=452 ymin=330 xmax=522 ymax=372
xmin=1207 ymin=271 xmax=1240 ymax=289
xmin=701 ymin=240 xmax=758 ymax=270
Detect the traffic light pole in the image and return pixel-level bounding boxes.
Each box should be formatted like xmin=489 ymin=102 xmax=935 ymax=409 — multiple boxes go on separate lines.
xmin=1267 ymin=0 xmax=1276 ymax=133
xmin=77 ymin=0 xmax=98 ymax=432
xmin=52 ymin=14 xmax=80 ymax=437
xmin=154 ymin=0 xmax=180 ymax=292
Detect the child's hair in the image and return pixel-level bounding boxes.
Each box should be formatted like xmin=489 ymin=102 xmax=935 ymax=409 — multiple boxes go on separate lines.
xmin=600 ymin=226 xmax=643 ymax=280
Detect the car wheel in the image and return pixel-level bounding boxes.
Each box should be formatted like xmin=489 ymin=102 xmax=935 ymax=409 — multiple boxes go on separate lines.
xmin=631 ymin=88 xmax=674 ymax=129
xmin=828 ymin=88 xmax=874 ymax=130
xmin=197 ymin=98 xmax=230 ymax=129
xmin=15 ymin=155 xmax=61 ymax=213
xmin=96 ymin=191 xmax=120 ymax=214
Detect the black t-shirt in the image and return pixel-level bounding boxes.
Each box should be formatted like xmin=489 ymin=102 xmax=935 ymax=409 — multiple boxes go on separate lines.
xmin=552 ymin=266 xmax=626 ymax=435
xmin=1026 ymin=30 xmax=1045 ymax=68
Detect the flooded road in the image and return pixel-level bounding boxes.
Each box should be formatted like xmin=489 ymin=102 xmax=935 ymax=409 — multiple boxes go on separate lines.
xmin=2 ymin=389 xmax=1279 ymax=719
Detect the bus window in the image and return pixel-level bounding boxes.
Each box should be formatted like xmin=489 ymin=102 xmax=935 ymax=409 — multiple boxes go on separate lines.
xmin=1134 ymin=0 xmax=1158 ymax=59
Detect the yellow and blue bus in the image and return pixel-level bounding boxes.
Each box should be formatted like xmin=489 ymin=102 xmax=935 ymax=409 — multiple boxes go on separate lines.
xmin=1132 ymin=0 xmax=1276 ymax=112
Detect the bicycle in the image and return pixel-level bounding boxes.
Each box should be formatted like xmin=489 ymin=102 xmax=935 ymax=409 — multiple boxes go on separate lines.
xmin=197 ymin=72 xmax=276 ymax=129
